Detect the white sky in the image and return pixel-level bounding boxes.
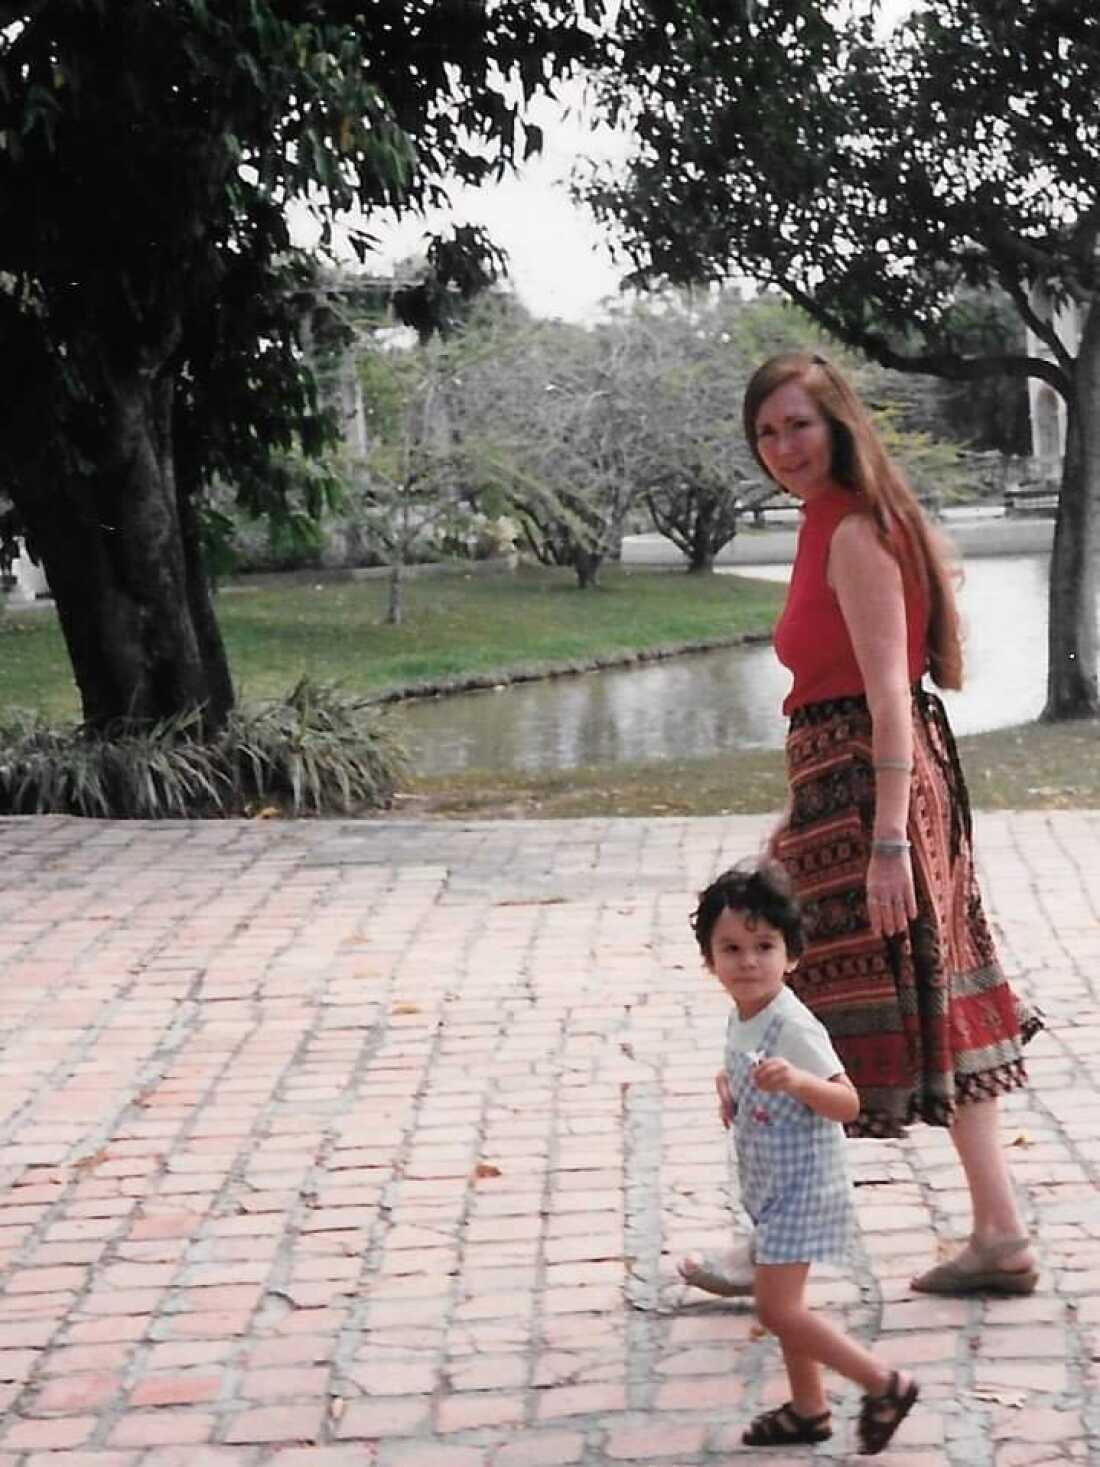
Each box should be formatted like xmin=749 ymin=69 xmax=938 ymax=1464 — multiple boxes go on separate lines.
xmin=292 ymin=1 xmax=913 ymax=323
xmin=380 ymin=89 xmax=635 ymax=322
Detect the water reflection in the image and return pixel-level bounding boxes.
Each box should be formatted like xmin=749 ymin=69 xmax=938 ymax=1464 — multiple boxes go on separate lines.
xmin=391 ymin=553 xmax=1074 ymax=775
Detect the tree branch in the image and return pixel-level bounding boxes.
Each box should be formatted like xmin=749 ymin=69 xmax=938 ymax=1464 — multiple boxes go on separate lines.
xmin=777 ymin=275 xmax=1072 ymax=397
xmin=986 ymin=222 xmax=1097 ymax=319
xmin=999 ymin=274 xmax=1074 ymax=377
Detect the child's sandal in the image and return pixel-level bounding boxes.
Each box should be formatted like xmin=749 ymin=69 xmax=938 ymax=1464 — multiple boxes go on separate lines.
xmin=858 ymin=1371 xmax=919 ymax=1455
xmin=741 ymin=1401 xmax=832 ymax=1446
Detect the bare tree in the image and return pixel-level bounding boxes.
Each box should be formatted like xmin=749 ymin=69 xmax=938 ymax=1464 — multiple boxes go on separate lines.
xmin=454 ymin=313 xmax=648 ymax=587
xmin=355 ymin=339 xmax=475 ymax=624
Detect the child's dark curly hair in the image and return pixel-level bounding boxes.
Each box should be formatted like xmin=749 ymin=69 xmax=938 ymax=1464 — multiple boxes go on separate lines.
xmin=691 ymin=860 xmax=805 ymax=961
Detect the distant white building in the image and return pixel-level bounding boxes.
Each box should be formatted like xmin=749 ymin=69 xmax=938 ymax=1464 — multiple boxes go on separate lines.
xmin=1025 ymin=283 xmax=1083 ymax=469
xmin=4 ymin=540 xmax=49 ymax=603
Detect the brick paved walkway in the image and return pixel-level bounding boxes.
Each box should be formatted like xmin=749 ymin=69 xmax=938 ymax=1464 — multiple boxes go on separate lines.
xmin=0 ymin=810 xmax=1096 ymax=1467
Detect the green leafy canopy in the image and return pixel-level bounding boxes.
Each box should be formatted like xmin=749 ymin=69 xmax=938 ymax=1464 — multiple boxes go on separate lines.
xmin=0 ymin=1 xmax=604 ymax=728
xmin=584 ymin=1 xmax=1100 ymax=394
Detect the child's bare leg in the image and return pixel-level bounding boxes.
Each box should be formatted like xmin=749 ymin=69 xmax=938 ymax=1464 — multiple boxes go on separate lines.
xmin=755 ymin=1263 xmax=898 ymax=1402
xmin=778 ymin=1335 xmax=827 ymax=1418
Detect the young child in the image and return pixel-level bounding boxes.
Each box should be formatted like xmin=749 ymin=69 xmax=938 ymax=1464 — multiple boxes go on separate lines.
xmin=681 ymin=861 xmax=919 ymax=1455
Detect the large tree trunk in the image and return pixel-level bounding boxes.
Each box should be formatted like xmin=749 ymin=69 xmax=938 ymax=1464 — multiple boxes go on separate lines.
xmin=1043 ymin=304 xmax=1100 ymax=722
xmin=573 ymin=548 xmax=603 ymax=588
xmin=177 ymin=479 xmax=235 ymax=730
xmin=19 ymin=371 xmax=234 ymax=732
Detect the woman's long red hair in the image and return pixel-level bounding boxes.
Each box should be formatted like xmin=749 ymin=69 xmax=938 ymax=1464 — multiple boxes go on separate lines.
xmin=743 ymin=352 xmax=964 ymax=691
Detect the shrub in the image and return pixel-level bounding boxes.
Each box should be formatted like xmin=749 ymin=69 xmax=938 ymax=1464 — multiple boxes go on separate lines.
xmin=0 ymin=679 xmax=405 ymax=819
xmin=229 ymin=677 xmax=406 ymax=816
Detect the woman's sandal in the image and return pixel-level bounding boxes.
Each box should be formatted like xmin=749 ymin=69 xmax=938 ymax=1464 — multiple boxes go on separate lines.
xmin=858 ymin=1371 xmax=919 ymax=1455
xmin=741 ymin=1402 xmax=832 ymax=1446
xmin=910 ymin=1235 xmax=1038 ymax=1296
xmin=677 ymin=1246 xmax=754 ymax=1297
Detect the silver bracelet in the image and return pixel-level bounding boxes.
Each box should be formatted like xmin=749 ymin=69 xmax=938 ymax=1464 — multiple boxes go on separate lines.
xmin=873 ymin=760 xmax=912 ymax=773
xmin=871 ymin=838 xmax=911 ymax=856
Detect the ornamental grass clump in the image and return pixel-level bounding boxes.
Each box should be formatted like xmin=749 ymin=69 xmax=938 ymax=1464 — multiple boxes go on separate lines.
xmin=228 ymin=677 xmax=406 ymax=816
xmin=0 ymin=679 xmax=405 ymax=819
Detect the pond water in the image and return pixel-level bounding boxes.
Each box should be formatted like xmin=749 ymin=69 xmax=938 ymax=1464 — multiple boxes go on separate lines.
xmin=389 ymin=553 xmax=1065 ymax=775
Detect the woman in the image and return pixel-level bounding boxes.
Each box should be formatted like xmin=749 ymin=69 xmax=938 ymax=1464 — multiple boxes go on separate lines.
xmin=684 ymin=352 xmax=1040 ymax=1298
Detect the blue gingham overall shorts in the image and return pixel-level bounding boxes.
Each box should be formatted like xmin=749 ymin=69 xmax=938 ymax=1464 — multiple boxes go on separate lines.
xmin=731 ymin=1010 xmax=856 ymax=1267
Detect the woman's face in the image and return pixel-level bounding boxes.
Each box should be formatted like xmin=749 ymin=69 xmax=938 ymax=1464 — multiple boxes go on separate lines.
xmin=753 ymin=379 xmax=835 ymax=501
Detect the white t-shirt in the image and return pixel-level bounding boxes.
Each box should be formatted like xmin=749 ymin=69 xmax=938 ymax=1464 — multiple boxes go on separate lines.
xmin=725 ymin=985 xmax=845 ymax=1081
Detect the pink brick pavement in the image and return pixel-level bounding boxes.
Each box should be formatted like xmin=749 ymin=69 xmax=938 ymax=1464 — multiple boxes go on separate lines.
xmin=0 ymin=809 xmax=1096 ymax=1464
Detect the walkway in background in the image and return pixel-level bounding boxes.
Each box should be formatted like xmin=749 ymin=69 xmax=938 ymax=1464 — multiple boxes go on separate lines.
xmin=623 ymin=510 xmax=1055 ymax=567
xmin=0 ymin=811 xmax=1096 ymax=1466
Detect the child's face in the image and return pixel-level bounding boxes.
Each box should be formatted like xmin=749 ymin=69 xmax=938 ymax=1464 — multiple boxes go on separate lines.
xmin=705 ymin=906 xmax=796 ymax=1019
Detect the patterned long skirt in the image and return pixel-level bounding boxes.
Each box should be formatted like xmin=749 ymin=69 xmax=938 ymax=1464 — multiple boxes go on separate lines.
xmin=776 ymin=685 xmax=1041 ymax=1138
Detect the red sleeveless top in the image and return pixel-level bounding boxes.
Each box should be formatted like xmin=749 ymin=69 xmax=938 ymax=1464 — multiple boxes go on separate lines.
xmin=773 ymin=486 xmax=929 ymax=716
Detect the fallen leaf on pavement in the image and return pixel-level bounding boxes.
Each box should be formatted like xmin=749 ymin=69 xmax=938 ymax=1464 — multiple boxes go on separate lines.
xmin=971 ymin=1388 xmax=1026 ymax=1408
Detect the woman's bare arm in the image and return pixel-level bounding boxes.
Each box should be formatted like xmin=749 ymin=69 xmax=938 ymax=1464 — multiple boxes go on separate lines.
xmin=827 ymin=514 xmax=918 ymax=936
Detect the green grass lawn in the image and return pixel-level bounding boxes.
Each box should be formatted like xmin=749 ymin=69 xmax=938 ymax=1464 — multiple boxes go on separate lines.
xmin=0 ymin=563 xmax=782 ymax=721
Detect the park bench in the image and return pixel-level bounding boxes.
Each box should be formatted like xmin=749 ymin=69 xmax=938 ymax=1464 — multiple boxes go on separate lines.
xmin=735 ymin=484 xmax=794 ymax=525
xmin=1004 ymin=484 xmax=1059 ymax=517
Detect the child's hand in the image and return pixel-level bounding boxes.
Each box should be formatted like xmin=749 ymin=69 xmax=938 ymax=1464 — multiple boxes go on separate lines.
xmin=751 ymin=1057 xmax=799 ymax=1096
xmin=715 ymin=1069 xmax=734 ymax=1129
